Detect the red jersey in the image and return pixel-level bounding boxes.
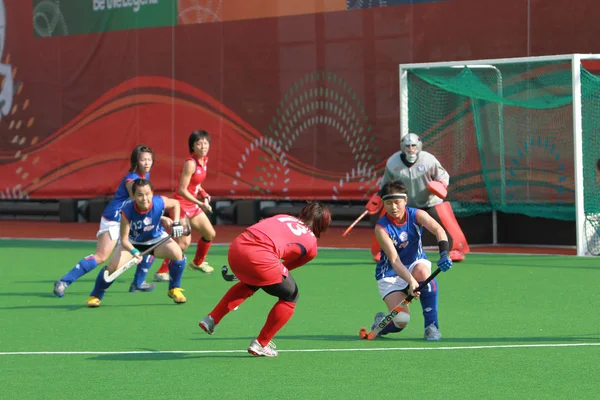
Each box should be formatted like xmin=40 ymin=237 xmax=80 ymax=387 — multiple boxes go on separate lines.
xmin=227 ymin=214 xmax=318 ymax=286
xmin=174 ymin=155 xmax=208 ymax=202
xmin=247 ymin=214 xmax=318 ymax=269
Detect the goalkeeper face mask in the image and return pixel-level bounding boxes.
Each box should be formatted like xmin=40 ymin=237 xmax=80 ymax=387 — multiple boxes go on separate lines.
xmin=401 ymin=133 xmax=422 ymax=163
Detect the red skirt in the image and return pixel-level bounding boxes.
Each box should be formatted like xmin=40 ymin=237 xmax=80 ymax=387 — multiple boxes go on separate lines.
xmin=228 ymin=231 xmax=288 ymax=286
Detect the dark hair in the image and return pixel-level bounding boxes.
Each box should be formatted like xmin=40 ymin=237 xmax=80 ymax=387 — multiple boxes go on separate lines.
xmin=188 ymin=130 xmax=211 ymax=153
xmin=380 ymin=180 xmax=408 ymax=198
xmin=596 ymin=158 xmax=600 ymax=171
xmin=131 ymin=178 xmax=154 ymax=195
xmin=298 ymin=201 xmax=331 ymax=238
xmin=130 ymin=145 xmax=154 ymax=172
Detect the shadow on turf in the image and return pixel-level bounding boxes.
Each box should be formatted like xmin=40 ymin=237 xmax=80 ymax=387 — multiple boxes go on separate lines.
xmin=0 ymin=303 xmax=88 ymax=311
xmin=0 ymin=290 xmax=138 ymax=299
xmin=88 ymin=352 xmax=251 ymax=361
xmin=0 ymin=303 xmax=177 ymax=311
xmin=191 ymin=334 xmax=384 ymax=342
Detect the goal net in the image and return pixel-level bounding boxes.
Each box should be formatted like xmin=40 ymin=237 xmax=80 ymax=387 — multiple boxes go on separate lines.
xmin=399 ymin=54 xmax=600 ymax=256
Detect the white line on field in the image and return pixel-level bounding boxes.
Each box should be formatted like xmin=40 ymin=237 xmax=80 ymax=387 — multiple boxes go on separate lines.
xmin=2 ymin=342 xmax=600 ymax=356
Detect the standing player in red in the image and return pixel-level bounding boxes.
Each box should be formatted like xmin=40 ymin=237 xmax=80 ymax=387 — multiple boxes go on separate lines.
xmin=154 ymin=130 xmax=216 ymax=281
xmin=198 ymin=202 xmax=332 ymax=357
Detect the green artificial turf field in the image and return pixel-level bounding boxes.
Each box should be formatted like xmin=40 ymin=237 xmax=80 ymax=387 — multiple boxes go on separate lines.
xmin=1 ymin=239 xmax=599 ymax=399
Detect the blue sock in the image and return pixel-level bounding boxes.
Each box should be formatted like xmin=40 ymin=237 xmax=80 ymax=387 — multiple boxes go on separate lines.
xmin=168 ymin=257 xmax=186 ymax=290
xmin=61 ymin=255 xmax=98 ymax=284
xmin=380 ymin=322 xmax=404 ymax=336
xmin=90 ymin=267 xmax=114 ymax=300
xmin=419 ymin=278 xmax=439 ymax=328
xmin=132 ymin=255 xmax=155 ymax=287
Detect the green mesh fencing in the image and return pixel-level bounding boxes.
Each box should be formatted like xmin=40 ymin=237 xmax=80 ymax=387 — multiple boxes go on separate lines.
xmin=582 ymin=69 xmax=600 ymax=254
xmin=405 ymin=61 xmax=600 ymax=232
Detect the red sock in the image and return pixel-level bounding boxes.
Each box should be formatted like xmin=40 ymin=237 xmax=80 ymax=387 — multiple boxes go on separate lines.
xmin=257 ymin=300 xmax=296 ymax=347
xmin=193 ymin=238 xmax=212 ymax=266
xmin=157 ymin=259 xmax=170 ymax=274
xmin=209 ymin=282 xmax=255 ymax=324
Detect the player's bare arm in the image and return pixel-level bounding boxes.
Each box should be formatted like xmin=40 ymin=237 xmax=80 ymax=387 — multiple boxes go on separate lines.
xmin=118 ymin=215 xmax=138 ymax=258
xmin=375 ymin=225 xmax=419 ymax=294
xmin=162 ymin=196 xmax=183 ymax=224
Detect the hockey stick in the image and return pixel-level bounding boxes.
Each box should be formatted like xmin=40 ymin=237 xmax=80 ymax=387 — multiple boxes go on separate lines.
xmin=342 ymin=210 xmax=369 ymax=237
xmin=103 ymin=225 xmax=191 ymax=283
xmin=359 ymin=267 xmax=442 ymax=340
xmin=221 ymin=265 xmax=239 ymax=282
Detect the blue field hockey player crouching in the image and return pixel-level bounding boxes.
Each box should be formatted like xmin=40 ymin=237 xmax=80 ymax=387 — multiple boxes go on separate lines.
xmin=87 ymin=178 xmax=188 ymax=307
xmin=371 ymin=180 xmax=453 ymax=340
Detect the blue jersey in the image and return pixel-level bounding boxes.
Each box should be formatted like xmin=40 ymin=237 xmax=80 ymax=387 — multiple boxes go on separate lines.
xmin=375 ymin=207 xmax=426 ymax=280
xmin=102 ymin=171 xmax=150 ymax=221
xmin=120 ymin=195 xmax=167 ymax=245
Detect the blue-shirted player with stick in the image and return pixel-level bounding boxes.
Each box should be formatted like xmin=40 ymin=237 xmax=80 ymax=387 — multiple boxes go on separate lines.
xmin=53 ymin=145 xmax=158 ymax=297
xmin=370 ymin=180 xmax=453 ymax=340
xmin=86 ymin=178 xmax=189 ymax=307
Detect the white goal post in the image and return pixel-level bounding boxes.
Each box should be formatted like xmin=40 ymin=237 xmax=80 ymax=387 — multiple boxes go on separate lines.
xmin=399 ymin=54 xmax=600 ymax=256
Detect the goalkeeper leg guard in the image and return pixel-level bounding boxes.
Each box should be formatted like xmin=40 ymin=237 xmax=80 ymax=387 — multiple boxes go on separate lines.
xmin=433 ymin=202 xmax=470 ymax=255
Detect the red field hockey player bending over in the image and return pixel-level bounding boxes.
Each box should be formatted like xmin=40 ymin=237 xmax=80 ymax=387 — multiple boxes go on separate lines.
xmin=198 ymin=202 xmax=332 ymax=357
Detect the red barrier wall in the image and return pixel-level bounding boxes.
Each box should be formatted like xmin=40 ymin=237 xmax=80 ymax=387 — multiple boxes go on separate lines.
xmin=1 ymin=1 xmax=600 ymax=200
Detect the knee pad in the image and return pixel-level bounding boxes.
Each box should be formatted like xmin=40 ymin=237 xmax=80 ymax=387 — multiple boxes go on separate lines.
xmin=281 ymin=283 xmax=299 ymax=304
xmin=393 ymin=311 xmax=410 ymax=328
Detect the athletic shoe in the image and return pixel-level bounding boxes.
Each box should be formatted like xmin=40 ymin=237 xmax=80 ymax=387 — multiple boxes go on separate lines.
xmin=86 ymin=296 xmax=101 ymax=308
xmin=188 ymin=261 xmax=214 ymax=274
xmin=449 ymin=250 xmax=465 ymax=262
xmin=248 ymin=339 xmax=278 ymax=357
xmin=370 ymin=311 xmax=387 ymax=336
xmin=199 ymin=315 xmax=215 ymax=335
xmin=424 ymin=323 xmax=442 ymax=341
xmin=129 ymin=282 xmax=156 ymax=292
xmin=167 ymin=287 xmax=186 ymax=304
xmin=153 ymin=272 xmax=170 ymax=282
xmin=53 ymin=280 xmax=67 ymax=298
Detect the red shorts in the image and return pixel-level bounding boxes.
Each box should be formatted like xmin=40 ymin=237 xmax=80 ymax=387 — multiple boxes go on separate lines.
xmin=177 ymin=199 xmax=204 ymax=219
xmin=228 ymin=231 xmax=288 ymax=286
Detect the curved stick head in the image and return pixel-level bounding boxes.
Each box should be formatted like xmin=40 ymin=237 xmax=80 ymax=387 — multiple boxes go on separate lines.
xmin=221 ymin=265 xmax=239 ymax=282
xmin=183 ymin=224 xmax=192 ymax=236
xmin=103 ymin=269 xmax=115 ymax=283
